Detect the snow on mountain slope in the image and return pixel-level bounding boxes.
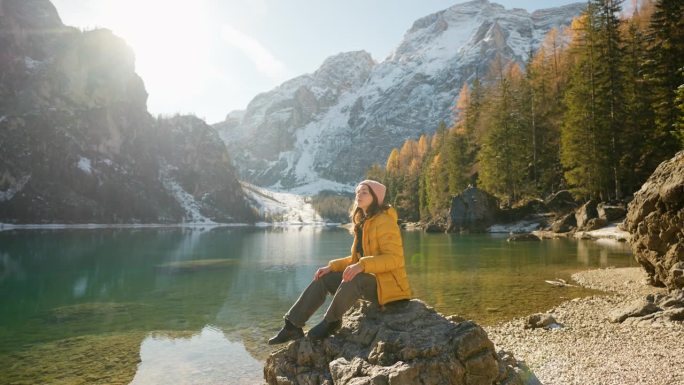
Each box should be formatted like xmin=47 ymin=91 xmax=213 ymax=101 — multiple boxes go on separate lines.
xmin=216 ymin=0 xmax=585 ymax=193
xmin=241 ymin=182 xmax=329 ymax=225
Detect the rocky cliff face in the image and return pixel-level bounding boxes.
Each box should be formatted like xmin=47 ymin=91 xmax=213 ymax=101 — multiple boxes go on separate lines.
xmin=216 ymin=0 xmax=584 ymax=191
xmin=264 ymin=300 xmax=532 ymax=385
xmin=0 ymin=0 xmax=253 ymax=223
xmin=624 ymin=151 xmax=684 ymax=290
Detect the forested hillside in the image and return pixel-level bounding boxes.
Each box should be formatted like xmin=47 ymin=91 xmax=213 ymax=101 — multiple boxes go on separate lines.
xmin=368 ymin=0 xmax=683 ymax=222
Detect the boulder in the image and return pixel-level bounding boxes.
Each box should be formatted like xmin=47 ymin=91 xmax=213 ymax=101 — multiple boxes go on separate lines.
xmin=498 ymin=199 xmax=547 ymax=223
xmin=624 ymin=151 xmax=684 ymax=290
xmin=544 ymin=190 xmax=577 ymax=213
xmin=609 ymin=291 xmax=684 ymax=326
xmin=608 ymin=299 xmax=660 ymax=323
xmin=507 ymin=233 xmax=540 ymax=242
xmin=447 ymin=187 xmax=500 ymax=233
xmin=264 ymin=300 xmax=530 ymax=385
xmin=597 ymin=203 xmax=626 ymax=221
xmin=524 ymin=314 xmax=560 ymax=329
xmin=551 ymin=213 xmax=576 ymax=233
xmin=584 ymin=217 xmax=608 ymax=231
xmin=575 ymin=200 xmax=599 ymax=230
xmin=425 ymin=217 xmax=448 ymax=233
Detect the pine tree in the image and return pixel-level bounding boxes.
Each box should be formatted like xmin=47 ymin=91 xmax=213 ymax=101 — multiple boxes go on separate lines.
xmin=562 ymin=12 xmax=607 ymax=199
xmin=524 ymin=29 xmax=569 ymax=195
xmin=646 ymin=0 xmax=684 ymax=150
xmin=561 ymin=1 xmax=626 ymax=200
xmin=595 ymin=0 xmax=626 ymax=199
xmin=444 ymin=84 xmax=474 ymax=195
xmin=478 ymin=58 xmax=528 ymax=204
xmin=621 ymin=10 xmax=656 ymax=194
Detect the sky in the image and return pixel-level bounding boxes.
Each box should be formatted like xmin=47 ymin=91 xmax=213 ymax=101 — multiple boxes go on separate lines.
xmin=51 ymin=0 xmax=583 ymax=124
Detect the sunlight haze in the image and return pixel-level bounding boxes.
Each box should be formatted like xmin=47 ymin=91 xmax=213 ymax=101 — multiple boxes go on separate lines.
xmin=51 ymin=0 xmax=582 ymax=123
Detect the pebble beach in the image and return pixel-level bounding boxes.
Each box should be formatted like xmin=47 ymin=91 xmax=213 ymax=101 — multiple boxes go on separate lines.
xmin=485 ymin=267 xmax=684 ymax=385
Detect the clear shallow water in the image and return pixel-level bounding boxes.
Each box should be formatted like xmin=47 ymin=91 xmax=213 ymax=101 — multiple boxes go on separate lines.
xmin=0 ymin=227 xmax=636 ymax=384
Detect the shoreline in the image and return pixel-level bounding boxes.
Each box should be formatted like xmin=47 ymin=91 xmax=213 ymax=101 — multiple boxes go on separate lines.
xmin=0 ymin=221 xmax=341 ymax=232
xmin=484 ymin=267 xmax=684 ymax=385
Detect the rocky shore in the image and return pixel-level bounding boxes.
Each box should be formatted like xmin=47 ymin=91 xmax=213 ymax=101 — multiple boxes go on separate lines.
xmin=485 ymin=267 xmax=684 ymax=385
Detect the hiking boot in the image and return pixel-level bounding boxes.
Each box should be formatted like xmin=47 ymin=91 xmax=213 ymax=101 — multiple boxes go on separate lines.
xmin=268 ymin=320 xmax=304 ymax=345
xmin=307 ymin=319 xmax=342 ymax=341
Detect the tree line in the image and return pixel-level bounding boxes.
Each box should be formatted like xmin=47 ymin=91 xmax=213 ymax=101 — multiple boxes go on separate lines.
xmin=367 ymin=0 xmax=683 ymax=222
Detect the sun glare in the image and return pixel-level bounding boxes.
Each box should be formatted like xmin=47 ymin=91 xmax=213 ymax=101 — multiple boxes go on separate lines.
xmin=101 ymin=0 xmax=214 ymax=111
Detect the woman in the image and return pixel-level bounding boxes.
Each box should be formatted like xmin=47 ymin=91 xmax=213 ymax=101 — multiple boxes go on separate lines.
xmin=268 ymin=180 xmax=411 ymax=344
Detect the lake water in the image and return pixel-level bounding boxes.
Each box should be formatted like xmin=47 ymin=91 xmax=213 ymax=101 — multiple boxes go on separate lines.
xmin=0 ymin=227 xmax=636 ymax=384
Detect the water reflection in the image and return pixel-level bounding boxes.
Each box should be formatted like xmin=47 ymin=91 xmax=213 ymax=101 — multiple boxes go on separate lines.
xmin=576 ymin=239 xmax=632 ymax=266
xmin=130 ymin=325 xmax=262 ymax=385
xmin=0 ymin=227 xmax=637 ymax=384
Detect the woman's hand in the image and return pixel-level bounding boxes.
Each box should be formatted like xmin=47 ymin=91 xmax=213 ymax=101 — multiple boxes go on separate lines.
xmin=313 ymin=265 xmax=332 ymax=281
xmin=342 ymin=263 xmax=364 ymax=282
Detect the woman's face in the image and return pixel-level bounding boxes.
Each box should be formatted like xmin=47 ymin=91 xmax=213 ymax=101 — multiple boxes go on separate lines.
xmin=355 ymin=184 xmax=374 ymax=212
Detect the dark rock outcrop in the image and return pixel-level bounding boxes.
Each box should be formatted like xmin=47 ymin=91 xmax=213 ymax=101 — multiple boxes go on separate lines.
xmin=498 ymin=199 xmax=547 ymax=223
xmin=624 ymin=151 xmax=684 ymax=290
xmin=264 ymin=300 xmax=530 ymax=385
xmin=447 ymin=187 xmax=500 ymax=233
xmin=544 ymin=190 xmax=577 ymax=214
xmin=584 ymin=217 xmax=608 ymax=231
xmin=597 ymin=203 xmax=626 ymax=222
xmin=425 ymin=219 xmax=447 ymax=233
xmin=575 ymin=200 xmax=599 ymax=230
xmin=550 ymin=213 xmax=576 ymax=233
xmin=0 ymin=0 xmax=254 ymax=223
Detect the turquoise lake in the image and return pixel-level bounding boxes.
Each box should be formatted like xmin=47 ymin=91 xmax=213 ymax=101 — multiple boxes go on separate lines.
xmin=0 ymin=227 xmax=636 ymax=384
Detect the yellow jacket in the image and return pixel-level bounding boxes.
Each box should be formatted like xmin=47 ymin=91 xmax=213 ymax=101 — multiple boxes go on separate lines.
xmin=328 ymin=207 xmax=411 ymax=305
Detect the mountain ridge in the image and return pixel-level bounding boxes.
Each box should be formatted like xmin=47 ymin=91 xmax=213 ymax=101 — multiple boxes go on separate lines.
xmin=215 ymin=0 xmax=585 ymax=193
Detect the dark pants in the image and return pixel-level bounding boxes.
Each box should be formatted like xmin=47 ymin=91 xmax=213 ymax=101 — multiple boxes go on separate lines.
xmin=285 ymin=272 xmax=378 ymax=328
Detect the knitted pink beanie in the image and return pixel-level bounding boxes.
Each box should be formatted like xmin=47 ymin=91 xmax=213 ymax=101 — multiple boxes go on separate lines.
xmin=358 ymin=180 xmax=386 ymax=206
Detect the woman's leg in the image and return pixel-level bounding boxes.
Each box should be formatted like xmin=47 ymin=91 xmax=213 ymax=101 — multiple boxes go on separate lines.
xmin=322 ymin=272 xmax=378 ymax=323
xmin=284 ymin=272 xmax=342 ymax=328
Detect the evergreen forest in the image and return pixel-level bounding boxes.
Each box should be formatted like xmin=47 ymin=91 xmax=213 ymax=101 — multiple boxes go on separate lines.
xmin=367 ymin=0 xmax=684 ymax=222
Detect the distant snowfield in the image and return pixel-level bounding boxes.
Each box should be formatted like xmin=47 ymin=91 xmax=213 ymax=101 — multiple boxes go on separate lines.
xmin=0 ymin=182 xmax=344 ymax=229
xmin=0 ymin=223 xmax=247 ymax=232
xmin=241 ymin=182 xmax=332 ymax=226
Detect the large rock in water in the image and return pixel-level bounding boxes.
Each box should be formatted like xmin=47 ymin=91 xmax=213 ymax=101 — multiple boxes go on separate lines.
xmin=264 ymin=300 xmax=529 ymax=385
xmin=447 ymin=187 xmax=500 ymax=233
xmin=624 ymin=151 xmax=684 ymax=290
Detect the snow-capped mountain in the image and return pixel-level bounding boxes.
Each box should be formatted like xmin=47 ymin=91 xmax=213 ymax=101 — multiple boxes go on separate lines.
xmin=215 ymin=0 xmax=584 ymax=193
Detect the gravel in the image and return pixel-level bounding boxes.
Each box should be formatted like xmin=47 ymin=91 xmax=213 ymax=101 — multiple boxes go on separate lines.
xmin=485 ymin=267 xmax=684 ymax=385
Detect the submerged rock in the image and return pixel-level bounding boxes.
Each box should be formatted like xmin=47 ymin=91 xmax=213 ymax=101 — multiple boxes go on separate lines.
xmin=1 ymin=332 xmax=145 ymax=384
xmin=507 ymin=233 xmax=540 ymax=242
xmin=46 ymin=302 xmax=149 ymax=323
xmin=264 ymin=300 xmax=531 ymax=385
xmin=155 ymin=258 xmax=239 ymax=274
xmin=624 ymin=150 xmax=684 ymax=290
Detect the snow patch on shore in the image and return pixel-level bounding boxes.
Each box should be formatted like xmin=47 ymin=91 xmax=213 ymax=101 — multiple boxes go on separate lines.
xmin=488 ymin=219 xmax=543 ymax=233
xmin=575 ymin=222 xmax=630 ymax=241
